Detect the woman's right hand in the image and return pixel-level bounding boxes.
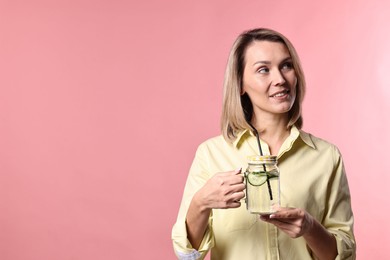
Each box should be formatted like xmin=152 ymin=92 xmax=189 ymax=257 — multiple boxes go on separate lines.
xmin=186 ymin=168 xmax=245 ymax=249
xmin=195 ymin=168 xmax=246 ymax=210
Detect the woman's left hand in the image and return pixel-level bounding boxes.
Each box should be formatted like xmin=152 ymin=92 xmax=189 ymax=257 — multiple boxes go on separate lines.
xmin=260 ymin=207 xmax=314 ymax=238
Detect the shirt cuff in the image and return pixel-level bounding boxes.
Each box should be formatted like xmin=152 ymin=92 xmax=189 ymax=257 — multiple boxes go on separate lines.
xmin=331 ymin=231 xmax=356 ymax=260
xmin=172 ymin=219 xmax=214 ymax=259
xmin=175 ymin=249 xmax=202 ymax=260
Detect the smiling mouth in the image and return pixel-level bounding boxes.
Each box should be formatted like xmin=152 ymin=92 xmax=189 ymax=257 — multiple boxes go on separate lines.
xmin=270 ymin=89 xmax=290 ymax=98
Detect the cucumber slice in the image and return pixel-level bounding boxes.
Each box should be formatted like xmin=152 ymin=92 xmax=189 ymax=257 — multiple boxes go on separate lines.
xmin=247 ymin=171 xmax=267 ymax=186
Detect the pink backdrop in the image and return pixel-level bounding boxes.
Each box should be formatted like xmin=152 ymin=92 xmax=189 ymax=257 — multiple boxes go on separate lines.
xmin=1 ymin=0 xmax=389 ymax=259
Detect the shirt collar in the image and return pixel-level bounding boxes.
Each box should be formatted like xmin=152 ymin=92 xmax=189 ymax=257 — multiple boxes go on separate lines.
xmin=297 ymin=128 xmax=316 ymax=149
xmin=233 ymin=129 xmax=252 ymax=147
xmin=232 ymin=125 xmax=316 ymax=149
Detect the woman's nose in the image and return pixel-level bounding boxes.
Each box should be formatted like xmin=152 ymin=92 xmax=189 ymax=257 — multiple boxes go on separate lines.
xmin=272 ymin=70 xmax=286 ymax=86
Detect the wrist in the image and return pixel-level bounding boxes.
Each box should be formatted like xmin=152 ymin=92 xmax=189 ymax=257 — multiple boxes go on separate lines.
xmin=193 ymin=190 xmax=211 ymax=214
xmin=302 ymin=217 xmax=337 ymax=260
xmin=303 ymin=216 xmax=333 ymax=243
xmin=302 ymin=214 xmax=317 ymax=239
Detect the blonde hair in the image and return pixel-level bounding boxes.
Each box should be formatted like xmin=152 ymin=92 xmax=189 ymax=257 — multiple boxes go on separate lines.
xmin=221 ymin=28 xmax=306 ymax=142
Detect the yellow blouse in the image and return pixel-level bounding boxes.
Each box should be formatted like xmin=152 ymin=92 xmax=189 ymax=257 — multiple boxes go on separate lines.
xmin=172 ymin=126 xmax=355 ymax=260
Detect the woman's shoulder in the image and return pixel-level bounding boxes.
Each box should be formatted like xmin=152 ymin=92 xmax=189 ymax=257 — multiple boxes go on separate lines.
xmin=198 ymin=134 xmax=229 ymax=147
xmin=299 ymin=129 xmax=342 ymax=155
xmin=195 ymin=134 xmax=235 ymax=153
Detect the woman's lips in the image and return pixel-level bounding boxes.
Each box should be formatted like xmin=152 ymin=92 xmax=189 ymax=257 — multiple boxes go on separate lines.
xmin=270 ymin=89 xmax=290 ymax=98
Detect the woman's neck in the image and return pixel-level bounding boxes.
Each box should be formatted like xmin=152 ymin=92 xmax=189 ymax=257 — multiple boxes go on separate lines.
xmin=251 ymin=115 xmax=290 ymax=155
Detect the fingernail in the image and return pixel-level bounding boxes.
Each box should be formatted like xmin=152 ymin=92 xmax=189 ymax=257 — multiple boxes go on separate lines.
xmin=236 ymin=167 xmax=242 ymax=173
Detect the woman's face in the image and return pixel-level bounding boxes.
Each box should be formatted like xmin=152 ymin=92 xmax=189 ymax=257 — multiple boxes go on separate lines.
xmin=242 ymin=40 xmax=297 ymax=120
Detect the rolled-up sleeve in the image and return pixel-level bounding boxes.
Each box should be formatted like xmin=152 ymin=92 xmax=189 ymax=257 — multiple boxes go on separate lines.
xmin=172 ymin=144 xmax=214 ymax=259
xmin=325 ymin=146 xmax=356 ymax=260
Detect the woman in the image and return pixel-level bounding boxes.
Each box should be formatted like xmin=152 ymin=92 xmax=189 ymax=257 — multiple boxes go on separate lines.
xmin=172 ymin=28 xmax=355 ymax=260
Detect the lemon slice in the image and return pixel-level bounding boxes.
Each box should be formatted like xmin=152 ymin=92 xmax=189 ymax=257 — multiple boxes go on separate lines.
xmin=247 ymin=171 xmax=267 ymax=186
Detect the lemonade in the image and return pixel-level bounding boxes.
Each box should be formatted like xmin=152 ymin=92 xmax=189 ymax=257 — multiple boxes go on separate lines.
xmin=244 ymin=156 xmax=280 ymax=214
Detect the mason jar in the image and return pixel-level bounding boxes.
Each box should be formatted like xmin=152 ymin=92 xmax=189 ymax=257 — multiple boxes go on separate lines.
xmin=244 ymin=155 xmax=280 ymax=214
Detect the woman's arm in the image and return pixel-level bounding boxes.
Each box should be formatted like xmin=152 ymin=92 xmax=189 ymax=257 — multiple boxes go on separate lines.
xmin=186 ymin=168 xmax=245 ymax=249
xmin=260 ymin=208 xmax=337 ymax=260
xmin=185 ymin=192 xmax=212 ymax=250
xmin=303 ymin=216 xmax=337 ymax=260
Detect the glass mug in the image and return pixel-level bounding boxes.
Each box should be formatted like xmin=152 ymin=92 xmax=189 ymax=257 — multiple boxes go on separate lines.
xmin=244 ymin=155 xmax=280 ymax=214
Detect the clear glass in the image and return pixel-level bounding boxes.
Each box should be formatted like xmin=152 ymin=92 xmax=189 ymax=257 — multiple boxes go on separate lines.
xmin=244 ymin=155 xmax=280 ymax=214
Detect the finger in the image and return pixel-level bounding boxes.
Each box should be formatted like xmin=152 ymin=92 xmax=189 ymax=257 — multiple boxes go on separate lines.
xmin=221 ymin=200 xmax=241 ymax=209
xmin=233 ymin=168 xmax=244 ymax=180
xmin=230 ymin=167 xmax=243 ymax=175
xmin=229 ymin=201 xmax=241 ymax=208
xmin=217 ymin=169 xmax=242 ymax=181
xmin=220 ymin=168 xmax=242 ymax=176
xmin=233 ymin=168 xmax=242 ymax=174
xmin=268 ymin=218 xmax=294 ymax=228
xmin=261 ymin=214 xmax=298 ymax=225
xmin=223 ymin=184 xmax=245 ymax=199
xmin=228 ymin=175 xmax=244 ymax=184
xmin=229 ymin=191 xmax=245 ymax=202
xmin=270 ymin=208 xmax=302 ymax=219
xmin=224 ymin=174 xmax=245 ymax=186
xmin=261 ymin=218 xmax=302 ymax=236
xmin=230 ymin=183 xmax=245 ymax=192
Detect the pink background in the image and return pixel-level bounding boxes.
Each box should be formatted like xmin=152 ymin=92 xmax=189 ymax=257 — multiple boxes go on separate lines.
xmin=1 ymin=0 xmax=389 ymax=259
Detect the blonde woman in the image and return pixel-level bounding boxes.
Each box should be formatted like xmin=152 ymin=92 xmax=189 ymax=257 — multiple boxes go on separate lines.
xmin=172 ymin=28 xmax=355 ymax=260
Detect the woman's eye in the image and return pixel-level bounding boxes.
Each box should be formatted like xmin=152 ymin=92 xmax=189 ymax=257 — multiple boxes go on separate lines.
xmin=257 ymin=67 xmax=269 ymax=73
xmin=281 ymin=62 xmax=293 ymax=70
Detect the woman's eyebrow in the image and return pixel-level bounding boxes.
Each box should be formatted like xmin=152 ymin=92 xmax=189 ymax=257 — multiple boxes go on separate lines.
xmin=253 ymin=60 xmax=271 ymax=66
xmin=252 ymin=57 xmax=292 ymax=66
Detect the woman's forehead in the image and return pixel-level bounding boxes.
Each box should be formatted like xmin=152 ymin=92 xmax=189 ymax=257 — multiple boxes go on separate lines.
xmin=244 ymin=41 xmax=291 ymax=64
